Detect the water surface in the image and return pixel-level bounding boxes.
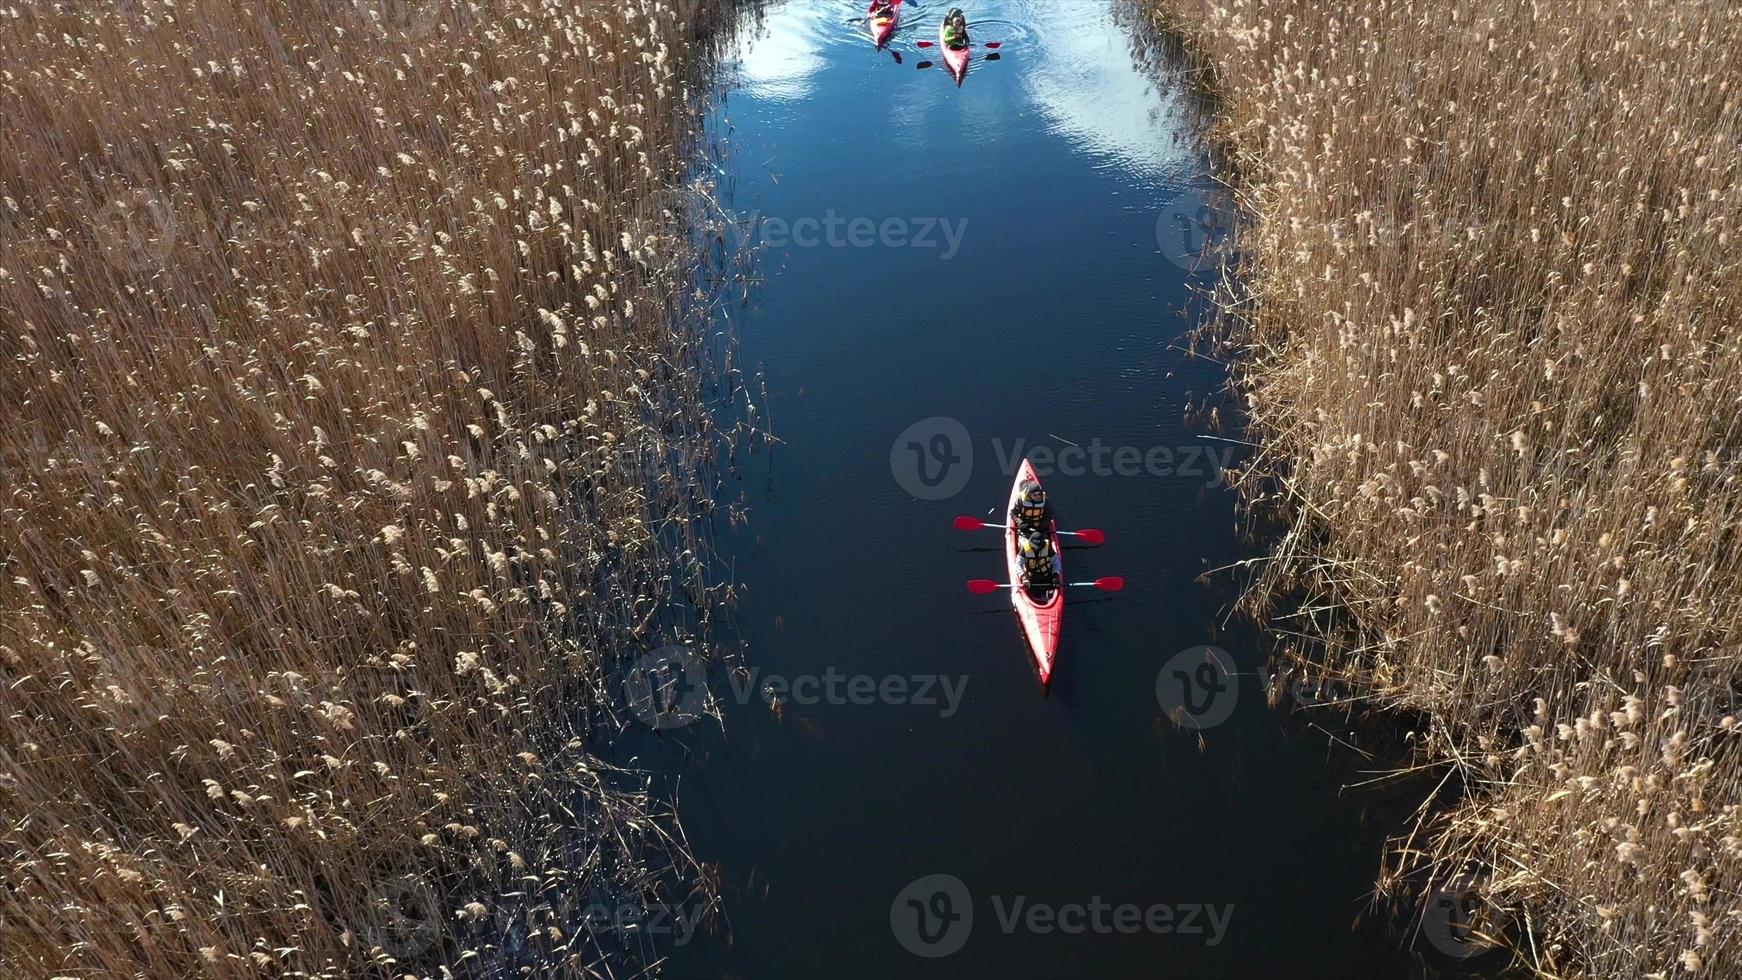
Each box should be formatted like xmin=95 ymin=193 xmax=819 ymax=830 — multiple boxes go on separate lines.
xmin=635 ymin=2 xmax=1495 ymax=976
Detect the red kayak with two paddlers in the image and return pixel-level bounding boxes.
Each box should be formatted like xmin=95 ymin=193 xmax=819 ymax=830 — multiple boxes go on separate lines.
xmin=960 ymin=460 xmax=1121 ymax=685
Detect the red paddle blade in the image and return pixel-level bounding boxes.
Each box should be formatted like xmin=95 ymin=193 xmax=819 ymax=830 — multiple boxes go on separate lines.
xmin=966 ymin=579 xmax=1003 ymax=594
xmin=984 ymin=41 xmax=1002 ymax=48
xmin=1094 ymin=577 xmax=1126 ymax=592
xmin=1073 ymin=528 xmax=1106 ymax=546
xmin=915 ymin=39 xmax=935 ymax=47
xmin=954 ymin=515 xmax=987 ymax=530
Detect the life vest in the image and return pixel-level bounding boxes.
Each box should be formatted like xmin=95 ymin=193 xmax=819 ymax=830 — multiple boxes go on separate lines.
xmin=1013 ymin=501 xmax=1049 ymax=527
xmin=1018 ymin=534 xmax=1055 ymax=581
xmin=1022 ymin=552 xmax=1056 ymax=580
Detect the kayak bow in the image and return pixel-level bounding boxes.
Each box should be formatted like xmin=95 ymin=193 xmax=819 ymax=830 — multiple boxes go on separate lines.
xmin=1004 ymin=459 xmax=1064 ymax=684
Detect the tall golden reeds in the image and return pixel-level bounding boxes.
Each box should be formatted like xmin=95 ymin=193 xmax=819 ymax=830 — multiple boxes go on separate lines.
xmin=1150 ymin=0 xmax=1741 ymax=975
xmin=1 ymin=1 xmax=745 ymax=975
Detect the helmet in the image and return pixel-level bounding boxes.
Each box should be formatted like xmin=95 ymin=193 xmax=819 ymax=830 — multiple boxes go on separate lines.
xmin=1020 ymin=530 xmax=1050 ymax=556
xmin=1020 ymin=482 xmax=1047 ymax=506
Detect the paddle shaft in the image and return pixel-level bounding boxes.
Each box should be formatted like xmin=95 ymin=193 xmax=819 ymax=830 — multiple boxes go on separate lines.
xmin=957 ymin=518 xmax=1103 ymax=542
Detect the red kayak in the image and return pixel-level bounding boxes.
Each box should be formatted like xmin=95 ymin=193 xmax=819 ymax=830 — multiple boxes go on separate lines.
xmin=940 ymin=22 xmax=971 ymax=84
xmin=868 ymin=0 xmax=902 ymax=48
xmin=1005 ymin=459 xmax=1064 ymax=683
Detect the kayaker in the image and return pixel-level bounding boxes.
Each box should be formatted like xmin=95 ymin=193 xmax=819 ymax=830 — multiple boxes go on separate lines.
xmin=1017 ymin=530 xmax=1058 ymax=590
xmin=941 ymin=7 xmax=969 ymax=49
xmin=870 ymin=0 xmax=897 ymax=21
xmin=1010 ymin=480 xmax=1051 ymax=535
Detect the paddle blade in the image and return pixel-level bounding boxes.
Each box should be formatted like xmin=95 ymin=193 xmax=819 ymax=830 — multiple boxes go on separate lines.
xmin=1094 ymin=577 xmax=1126 ymax=592
xmin=954 ymin=515 xmax=990 ymax=530
xmin=966 ymin=579 xmax=1004 ymax=594
xmin=915 ymin=39 xmax=935 ymax=47
xmin=1073 ymin=528 xmax=1106 ymax=546
xmin=984 ymin=41 xmax=1002 ymax=49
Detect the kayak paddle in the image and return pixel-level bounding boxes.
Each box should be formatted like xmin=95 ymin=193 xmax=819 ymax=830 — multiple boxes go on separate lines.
xmin=915 ymin=40 xmax=1000 ymax=49
xmin=953 ymin=516 xmax=1106 ymax=545
xmin=967 ymin=577 xmax=1124 ymax=594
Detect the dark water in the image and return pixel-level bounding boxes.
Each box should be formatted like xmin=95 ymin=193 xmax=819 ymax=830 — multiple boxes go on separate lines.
xmin=626 ymin=2 xmax=1504 ymax=976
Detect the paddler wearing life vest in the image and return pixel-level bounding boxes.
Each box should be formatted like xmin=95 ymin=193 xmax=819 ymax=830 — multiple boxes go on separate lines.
xmin=869 ymin=0 xmax=896 ymax=21
xmin=942 ymin=7 xmax=970 ymax=50
xmin=1017 ymin=529 xmax=1059 ymax=592
xmin=1011 ymin=479 xmax=1050 ymax=534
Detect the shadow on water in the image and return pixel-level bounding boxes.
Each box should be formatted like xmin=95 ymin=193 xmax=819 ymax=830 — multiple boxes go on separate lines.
xmin=602 ymin=1 xmax=1530 ymax=977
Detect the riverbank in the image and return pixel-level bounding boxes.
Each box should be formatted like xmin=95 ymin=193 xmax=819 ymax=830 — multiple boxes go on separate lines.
xmin=1148 ymin=0 xmax=1741 ymax=975
xmin=1 ymin=1 xmax=741 ymax=975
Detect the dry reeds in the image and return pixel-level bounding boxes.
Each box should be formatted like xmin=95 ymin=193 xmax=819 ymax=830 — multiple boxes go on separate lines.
xmin=1 ymin=1 xmax=745 ymax=976
xmin=1150 ymin=0 xmax=1742 ymax=975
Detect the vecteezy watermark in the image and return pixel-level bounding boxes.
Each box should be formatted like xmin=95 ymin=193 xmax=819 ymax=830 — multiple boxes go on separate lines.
xmin=750 ymin=668 xmax=969 ymax=719
xmin=889 ymin=419 xmax=1240 ymax=501
xmin=352 ymin=877 xmax=710 ymax=965
xmin=1156 ymin=644 xmax=1240 ymax=730
xmin=1419 ymin=874 xmax=1499 ymax=960
xmin=990 ymin=438 xmax=1238 ymax=487
xmin=345 ymin=0 xmax=445 ymax=40
xmin=891 ymin=874 xmax=974 ymax=958
xmin=891 ymin=874 xmax=1234 ymax=957
xmin=891 ymin=416 xmax=974 ymax=500
xmin=91 ymin=188 xmax=178 ymax=275
xmin=621 ymin=645 xmax=970 ymax=730
xmin=357 ymin=875 xmax=442 ymax=961
xmin=623 ymin=645 xmax=713 ymax=730
xmin=1154 ymin=184 xmax=1236 ymax=275
xmin=1156 ymin=645 xmax=1377 ymax=731
xmin=734 ymin=209 xmax=969 ymax=260
xmin=576 ymin=900 xmax=710 ymax=947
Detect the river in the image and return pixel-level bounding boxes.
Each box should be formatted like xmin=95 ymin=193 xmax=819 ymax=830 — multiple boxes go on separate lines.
xmin=621 ymin=1 xmax=1505 ymax=976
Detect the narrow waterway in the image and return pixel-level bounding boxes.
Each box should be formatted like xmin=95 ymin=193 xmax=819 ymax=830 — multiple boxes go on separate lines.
xmin=628 ymin=1 xmax=1497 ymax=976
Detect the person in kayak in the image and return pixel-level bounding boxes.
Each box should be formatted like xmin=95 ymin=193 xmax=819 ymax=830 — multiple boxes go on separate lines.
xmin=941 ymin=7 xmax=969 ymax=49
xmin=1017 ymin=529 xmax=1059 ymax=592
xmin=869 ymin=0 xmax=897 ymax=22
xmin=1010 ymin=480 xmax=1051 ymax=535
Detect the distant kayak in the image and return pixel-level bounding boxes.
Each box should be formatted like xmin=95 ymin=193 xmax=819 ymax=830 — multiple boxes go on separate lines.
xmin=868 ymin=0 xmax=902 ymax=49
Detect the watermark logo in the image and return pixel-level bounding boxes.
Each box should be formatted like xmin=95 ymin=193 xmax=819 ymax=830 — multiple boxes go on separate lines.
xmin=578 ymin=900 xmax=709 ymax=947
xmin=1420 ymin=875 xmax=1497 ymax=959
xmin=348 ymin=0 xmax=444 ymax=40
xmin=1154 ymin=185 xmax=1236 ymax=275
xmin=891 ymin=875 xmax=1234 ymax=957
xmin=622 ymin=645 xmax=711 ymax=730
xmin=889 ymin=421 xmax=1240 ymax=501
xmin=92 ymin=188 xmax=177 ymax=274
xmin=752 ymin=668 xmax=969 ymax=719
xmin=993 ymin=438 xmax=1237 ymax=487
xmin=1156 ymin=644 xmax=1239 ymax=730
xmin=741 ymin=210 xmax=969 ymax=259
xmin=621 ymin=646 xmax=970 ymax=730
xmin=891 ymin=416 xmax=973 ymax=501
xmin=891 ymin=873 xmax=974 ymax=958
xmin=358 ymin=874 xmax=441 ymax=961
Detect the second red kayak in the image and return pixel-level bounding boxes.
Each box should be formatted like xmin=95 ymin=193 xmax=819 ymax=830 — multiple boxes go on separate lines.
xmin=1005 ymin=459 xmax=1064 ymax=684
xmin=939 ymin=22 xmax=971 ymax=83
xmin=869 ymin=0 xmax=902 ymax=48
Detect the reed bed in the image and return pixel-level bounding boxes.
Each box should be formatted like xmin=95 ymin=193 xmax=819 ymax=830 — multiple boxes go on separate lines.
xmin=1 ymin=1 xmax=748 ymax=976
xmin=1148 ymin=0 xmax=1741 ymax=975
